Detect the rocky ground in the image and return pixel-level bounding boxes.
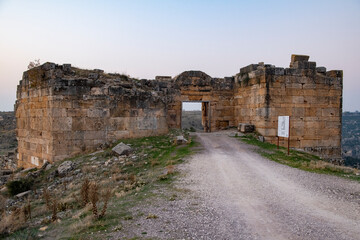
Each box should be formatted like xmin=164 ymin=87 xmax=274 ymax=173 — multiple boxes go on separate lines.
xmin=0 ymin=131 xmax=196 ymax=239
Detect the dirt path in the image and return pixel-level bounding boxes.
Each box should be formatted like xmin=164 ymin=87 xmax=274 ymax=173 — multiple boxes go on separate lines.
xmin=112 ymin=132 xmax=360 ymax=239
xmin=180 ymin=132 xmax=360 ymax=240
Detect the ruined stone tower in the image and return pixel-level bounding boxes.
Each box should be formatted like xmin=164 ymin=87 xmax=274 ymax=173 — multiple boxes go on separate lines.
xmin=15 ymin=54 xmax=343 ymax=168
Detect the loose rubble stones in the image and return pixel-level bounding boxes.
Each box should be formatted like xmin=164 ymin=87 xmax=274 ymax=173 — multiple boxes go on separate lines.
xmin=57 ymin=161 xmax=75 ymax=176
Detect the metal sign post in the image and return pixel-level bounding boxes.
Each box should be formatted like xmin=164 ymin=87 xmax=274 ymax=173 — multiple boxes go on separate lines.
xmin=277 ymin=116 xmax=290 ymax=155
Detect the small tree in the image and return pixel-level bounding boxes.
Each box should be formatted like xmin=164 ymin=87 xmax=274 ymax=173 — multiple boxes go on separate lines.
xmin=27 ymin=59 xmax=41 ymax=69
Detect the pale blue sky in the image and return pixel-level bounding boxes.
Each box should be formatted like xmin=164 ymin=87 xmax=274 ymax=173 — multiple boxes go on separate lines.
xmin=0 ymin=0 xmax=359 ymax=111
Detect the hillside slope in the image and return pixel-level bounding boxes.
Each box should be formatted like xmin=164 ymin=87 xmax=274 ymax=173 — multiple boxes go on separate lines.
xmin=0 ymin=112 xmax=16 ymax=155
xmin=342 ymin=112 xmax=360 ymax=167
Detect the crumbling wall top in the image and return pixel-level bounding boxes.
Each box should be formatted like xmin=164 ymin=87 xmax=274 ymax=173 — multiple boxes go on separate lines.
xmin=238 ymin=54 xmax=342 ymax=80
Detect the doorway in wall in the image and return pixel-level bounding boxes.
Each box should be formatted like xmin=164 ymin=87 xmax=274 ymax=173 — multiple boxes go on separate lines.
xmin=181 ymin=101 xmax=211 ymax=132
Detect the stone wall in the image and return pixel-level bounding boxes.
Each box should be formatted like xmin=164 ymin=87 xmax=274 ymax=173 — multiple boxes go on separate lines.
xmin=234 ymin=55 xmax=343 ymax=162
xmin=167 ymin=71 xmax=235 ymax=131
xmin=16 ymin=64 xmax=173 ymax=167
xmin=15 ymin=54 xmax=343 ymax=167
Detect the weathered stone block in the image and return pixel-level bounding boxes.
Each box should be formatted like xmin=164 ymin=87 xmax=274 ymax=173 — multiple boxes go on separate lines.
xmin=238 ymin=123 xmax=255 ymax=133
xmin=326 ymin=70 xmax=343 ymax=78
xmin=87 ymin=108 xmax=109 ymax=118
xmin=240 ymin=64 xmax=259 ymax=75
xmin=62 ymin=64 xmax=71 ymax=72
xmin=316 ymin=67 xmax=326 ymax=73
xmin=112 ymin=142 xmax=133 ymax=156
xmin=292 ymin=61 xmax=316 ymax=70
xmin=84 ymin=130 xmax=105 ymax=140
xmin=290 ymin=54 xmax=309 ymax=67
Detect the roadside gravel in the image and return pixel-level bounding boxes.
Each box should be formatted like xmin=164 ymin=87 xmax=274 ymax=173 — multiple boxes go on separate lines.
xmin=112 ymin=132 xmax=360 ymax=239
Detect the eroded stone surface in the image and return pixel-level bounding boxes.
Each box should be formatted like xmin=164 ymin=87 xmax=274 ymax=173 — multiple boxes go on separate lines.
xmin=15 ymin=54 xmax=343 ymax=167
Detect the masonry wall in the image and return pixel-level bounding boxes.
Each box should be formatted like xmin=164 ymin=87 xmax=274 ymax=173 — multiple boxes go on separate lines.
xmin=234 ymin=55 xmax=343 ymax=162
xmin=234 ymin=64 xmax=268 ymax=136
xmin=16 ymin=63 xmax=171 ymax=167
xmin=167 ymin=71 xmax=235 ymax=131
xmin=16 ymin=67 xmax=53 ymax=168
xmin=16 ymin=54 xmax=343 ymax=168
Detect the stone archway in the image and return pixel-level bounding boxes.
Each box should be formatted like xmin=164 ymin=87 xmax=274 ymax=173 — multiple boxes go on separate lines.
xmin=166 ymin=71 xmax=235 ymax=132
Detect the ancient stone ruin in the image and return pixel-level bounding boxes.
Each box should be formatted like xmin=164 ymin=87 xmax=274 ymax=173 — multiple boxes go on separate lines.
xmin=15 ymin=54 xmax=343 ymax=168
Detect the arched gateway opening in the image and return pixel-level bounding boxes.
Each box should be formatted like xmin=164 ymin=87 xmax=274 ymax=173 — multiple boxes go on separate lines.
xmin=181 ymin=101 xmax=211 ymax=132
xmin=166 ymin=71 xmax=235 ymax=132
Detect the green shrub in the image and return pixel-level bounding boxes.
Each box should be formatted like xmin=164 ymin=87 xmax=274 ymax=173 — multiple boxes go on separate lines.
xmin=6 ymin=178 xmax=33 ymax=196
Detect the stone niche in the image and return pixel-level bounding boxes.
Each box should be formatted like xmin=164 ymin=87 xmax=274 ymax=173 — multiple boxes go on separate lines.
xmin=15 ymin=54 xmax=343 ymax=168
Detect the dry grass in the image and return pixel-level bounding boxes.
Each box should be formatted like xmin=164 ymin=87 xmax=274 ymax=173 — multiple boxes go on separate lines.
xmin=86 ymin=181 xmax=112 ymax=219
xmin=124 ymin=161 xmax=134 ymax=167
xmin=115 ymin=190 xmax=126 ymax=198
xmin=89 ymin=182 xmax=99 ymax=218
xmin=128 ymin=174 xmax=136 ymax=183
xmin=42 ymin=188 xmax=51 ymax=210
xmin=32 ymin=204 xmax=48 ymax=218
xmin=81 ymin=165 xmax=94 ymax=174
xmin=305 ymin=160 xmax=359 ymax=174
xmin=111 ymin=167 xmax=121 ymax=174
xmin=80 ymin=178 xmax=90 ymax=207
xmin=72 ymin=204 xmax=92 ymax=220
xmin=146 ymin=213 xmax=158 ymax=219
xmin=0 ymin=207 xmax=25 ymax=235
xmin=51 ymin=198 xmax=58 ymax=222
xmin=22 ymin=199 xmax=31 ymax=221
xmin=69 ymin=214 xmax=94 ymax=233
xmin=124 ymin=183 xmax=136 ymax=191
xmin=112 ymin=174 xmax=124 ymax=182
xmin=165 ymin=165 xmax=175 ymax=175
xmin=62 ymin=194 xmax=76 ymax=206
xmin=99 ymin=188 xmax=111 ymax=219
xmin=67 ymin=182 xmax=78 ymax=190
xmin=0 ymin=195 xmax=6 ymax=213
xmin=113 ymin=173 xmax=136 ymax=183
xmin=99 ymin=179 xmax=112 ymax=186
xmin=150 ymin=159 xmax=160 ymax=167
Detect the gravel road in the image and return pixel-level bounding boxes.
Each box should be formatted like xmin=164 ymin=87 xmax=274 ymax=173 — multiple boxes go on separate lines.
xmin=180 ymin=132 xmax=360 ymax=240
xmin=112 ymin=131 xmax=360 ymax=239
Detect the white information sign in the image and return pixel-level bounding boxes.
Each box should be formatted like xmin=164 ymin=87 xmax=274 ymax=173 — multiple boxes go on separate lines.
xmin=278 ymin=116 xmax=289 ymax=138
